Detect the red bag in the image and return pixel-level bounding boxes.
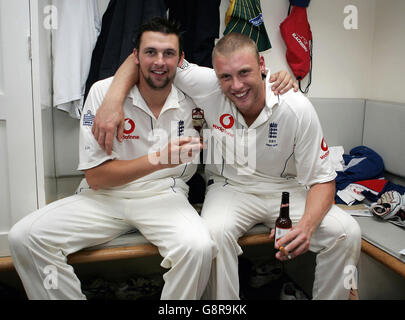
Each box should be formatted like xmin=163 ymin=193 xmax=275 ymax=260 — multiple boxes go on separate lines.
xmin=280 ymin=5 xmax=312 ymax=93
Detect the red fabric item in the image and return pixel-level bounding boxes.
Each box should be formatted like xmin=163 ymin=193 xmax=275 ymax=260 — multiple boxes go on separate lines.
xmin=280 ymin=6 xmax=312 ymax=80
xmin=354 ymin=179 xmax=388 ymax=195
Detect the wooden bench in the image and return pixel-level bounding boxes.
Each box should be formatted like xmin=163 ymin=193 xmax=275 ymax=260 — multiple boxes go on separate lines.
xmin=0 ymin=225 xmax=272 ymax=272
xmin=352 ymin=214 xmax=405 ymax=279
xmin=361 ymin=239 xmax=405 ymax=278
xmin=1 ymin=224 xmax=404 ymax=279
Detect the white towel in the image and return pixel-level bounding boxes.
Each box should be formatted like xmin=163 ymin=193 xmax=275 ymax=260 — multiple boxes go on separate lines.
xmin=329 ymin=146 xmax=345 ymax=172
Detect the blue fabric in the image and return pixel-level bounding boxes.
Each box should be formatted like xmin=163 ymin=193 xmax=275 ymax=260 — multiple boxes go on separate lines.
xmin=290 ymin=0 xmax=311 ymax=7
xmin=335 ymin=146 xmax=385 ymax=203
xmin=381 ymin=181 xmax=405 ymax=197
xmin=334 ymin=146 xmax=405 ymax=204
xmin=361 ymin=190 xmax=383 ymax=203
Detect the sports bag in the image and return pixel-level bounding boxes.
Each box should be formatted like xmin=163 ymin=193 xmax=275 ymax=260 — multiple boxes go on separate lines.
xmin=280 ymin=5 xmax=312 ymax=93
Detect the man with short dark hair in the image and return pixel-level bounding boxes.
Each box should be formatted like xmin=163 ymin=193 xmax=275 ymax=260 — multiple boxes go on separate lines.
xmin=8 ymin=17 xmax=216 ymax=300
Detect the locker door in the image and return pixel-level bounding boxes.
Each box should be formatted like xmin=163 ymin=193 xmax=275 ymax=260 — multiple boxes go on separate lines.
xmin=0 ymin=0 xmax=37 ymax=256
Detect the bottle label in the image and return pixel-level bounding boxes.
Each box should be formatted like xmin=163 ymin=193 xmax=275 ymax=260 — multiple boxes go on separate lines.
xmin=275 ymin=227 xmax=292 ymax=242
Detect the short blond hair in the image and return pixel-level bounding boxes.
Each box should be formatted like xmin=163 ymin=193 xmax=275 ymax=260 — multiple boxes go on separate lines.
xmin=213 ymin=33 xmax=260 ymax=64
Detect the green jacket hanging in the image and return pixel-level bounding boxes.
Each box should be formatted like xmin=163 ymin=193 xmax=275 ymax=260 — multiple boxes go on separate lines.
xmin=224 ymin=0 xmax=271 ymax=52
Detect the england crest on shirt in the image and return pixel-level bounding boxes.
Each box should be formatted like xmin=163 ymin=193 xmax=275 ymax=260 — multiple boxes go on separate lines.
xmin=177 ymin=120 xmax=185 ymax=136
xmin=83 ymin=110 xmax=94 ymax=126
xmin=266 ymin=122 xmax=278 ymax=147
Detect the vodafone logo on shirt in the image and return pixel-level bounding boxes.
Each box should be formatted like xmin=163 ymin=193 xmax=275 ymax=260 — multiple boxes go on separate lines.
xmin=124 ymin=118 xmax=135 ymax=134
xmin=320 ymin=138 xmax=329 ymax=159
xmin=321 ymin=138 xmax=328 ymax=151
xmin=123 ymin=118 xmax=139 ymax=140
xmin=213 ymin=114 xmax=235 ymax=137
xmin=219 ymin=114 xmax=235 ymax=129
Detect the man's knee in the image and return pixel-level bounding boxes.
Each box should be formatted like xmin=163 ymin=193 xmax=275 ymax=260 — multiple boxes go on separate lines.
xmin=8 ymin=218 xmax=33 ymax=254
xmin=336 ymin=213 xmax=362 ymax=249
xmin=322 ymin=211 xmax=362 ymax=253
xmin=345 ymin=218 xmax=362 ymax=249
xmin=9 ymin=212 xmax=57 ymax=254
xmin=176 ymin=229 xmax=216 ymax=261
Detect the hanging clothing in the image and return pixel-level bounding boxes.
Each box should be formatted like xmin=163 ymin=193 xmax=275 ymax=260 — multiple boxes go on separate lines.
xmin=165 ymin=0 xmax=221 ymax=68
xmin=84 ymin=0 xmax=167 ymax=101
xmin=52 ymin=0 xmax=101 ymax=119
xmin=223 ymin=0 xmax=271 ymax=52
xmin=280 ymin=4 xmax=313 ymax=94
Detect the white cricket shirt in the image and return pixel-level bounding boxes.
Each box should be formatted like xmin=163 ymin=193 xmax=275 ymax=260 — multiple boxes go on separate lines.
xmin=175 ymin=62 xmax=336 ymax=194
xmin=78 ymin=77 xmax=198 ymax=196
xmin=52 ymin=0 xmax=101 ymax=119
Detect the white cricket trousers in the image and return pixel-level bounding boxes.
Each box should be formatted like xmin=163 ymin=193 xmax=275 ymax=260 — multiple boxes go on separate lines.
xmin=8 ymin=188 xmax=216 ymax=300
xmin=201 ymin=182 xmax=362 ymax=300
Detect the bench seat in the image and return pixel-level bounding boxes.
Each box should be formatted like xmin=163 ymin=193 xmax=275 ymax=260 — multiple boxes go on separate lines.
xmin=0 ymin=224 xmax=271 ymax=272
xmin=1 ymin=217 xmax=404 ymax=279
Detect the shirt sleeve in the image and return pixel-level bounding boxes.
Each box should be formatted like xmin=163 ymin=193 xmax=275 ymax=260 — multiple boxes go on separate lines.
xmin=77 ymin=78 xmax=119 ymax=171
xmin=293 ymin=98 xmax=337 ymax=186
xmin=175 ymin=60 xmax=222 ymax=103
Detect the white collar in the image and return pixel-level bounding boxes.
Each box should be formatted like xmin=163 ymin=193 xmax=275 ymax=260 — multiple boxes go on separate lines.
xmin=264 ymin=69 xmax=280 ymax=111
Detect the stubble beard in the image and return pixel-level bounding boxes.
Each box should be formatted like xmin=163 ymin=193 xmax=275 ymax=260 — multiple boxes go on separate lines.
xmin=142 ymin=69 xmax=172 ymax=90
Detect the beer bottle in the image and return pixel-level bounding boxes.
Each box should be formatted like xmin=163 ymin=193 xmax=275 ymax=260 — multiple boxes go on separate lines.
xmin=192 ymin=107 xmax=205 ymax=134
xmin=275 ymin=192 xmax=292 ymax=246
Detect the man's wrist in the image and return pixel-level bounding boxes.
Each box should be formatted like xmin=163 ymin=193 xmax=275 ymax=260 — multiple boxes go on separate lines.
xmin=103 ymin=95 xmax=125 ymax=110
xmin=298 ymin=217 xmax=316 ymax=237
xmin=148 ymin=151 xmax=170 ymax=169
